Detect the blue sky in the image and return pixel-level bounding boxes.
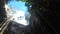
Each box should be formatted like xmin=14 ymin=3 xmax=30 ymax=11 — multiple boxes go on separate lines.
xmin=7 ymin=1 xmax=29 ymax=25
xmin=7 ymin=1 xmax=30 ymax=17
xmin=8 ymin=1 xmax=28 ymax=12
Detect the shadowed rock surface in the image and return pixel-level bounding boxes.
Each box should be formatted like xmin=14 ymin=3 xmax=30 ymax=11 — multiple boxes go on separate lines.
xmin=0 ymin=0 xmax=7 ymax=24
xmin=3 ymin=21 xmax=26 ymax=34
xmin=0 ymin=0 xmax=60 ymax=34
xmin=28 ymin=0 xmax=59 ymax=34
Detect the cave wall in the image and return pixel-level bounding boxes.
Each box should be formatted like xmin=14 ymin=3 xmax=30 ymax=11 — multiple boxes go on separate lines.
xmin=0 ymin=0 xmax=7 ymax=24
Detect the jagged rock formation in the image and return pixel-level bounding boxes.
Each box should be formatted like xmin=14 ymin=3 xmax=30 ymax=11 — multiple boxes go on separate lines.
xmin=28 ymin=0 xmax=60 ymax=34
xmin=3 ymin=21 xmax=26 ymax=34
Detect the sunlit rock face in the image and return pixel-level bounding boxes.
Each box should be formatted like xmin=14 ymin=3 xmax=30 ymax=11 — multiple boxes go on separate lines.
xmin=5 ymin=4 xmax=13 ymax=17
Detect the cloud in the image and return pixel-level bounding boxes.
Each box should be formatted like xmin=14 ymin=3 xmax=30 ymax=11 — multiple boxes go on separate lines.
xmin=12 ymin=10 xmax=28 ymax=26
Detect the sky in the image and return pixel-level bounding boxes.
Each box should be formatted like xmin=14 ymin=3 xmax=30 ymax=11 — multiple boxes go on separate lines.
xmin=7 ymin=1 xmax=29 ymax=26
xmin=8 ymin=1 xmax=27 ymax=12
